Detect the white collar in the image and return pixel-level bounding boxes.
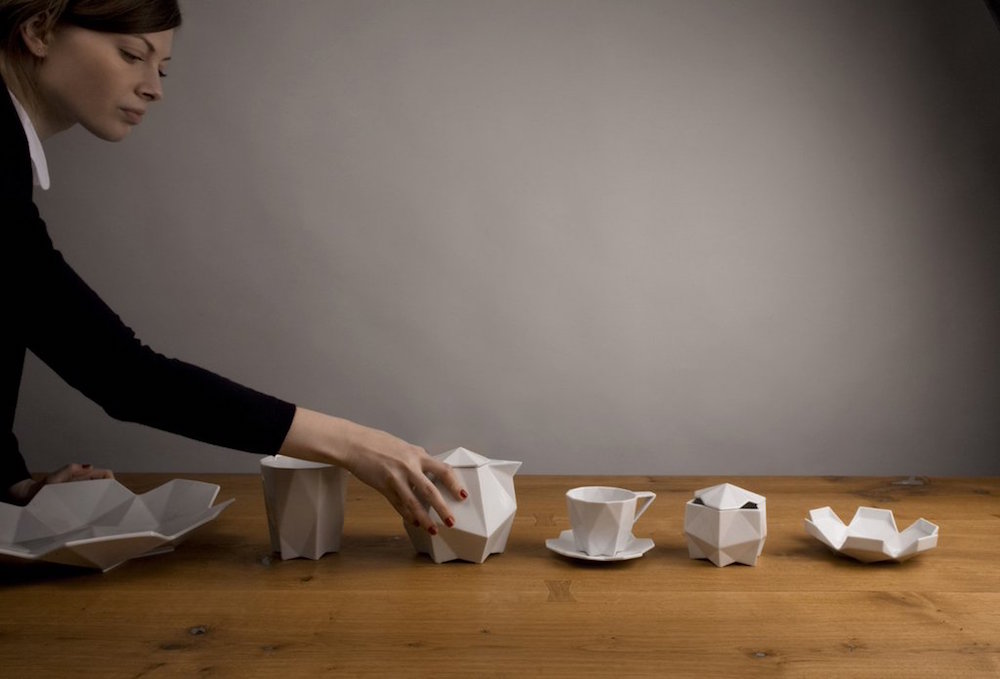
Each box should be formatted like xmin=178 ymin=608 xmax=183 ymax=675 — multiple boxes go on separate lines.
xmin=7 ymin=88 xmax=50 ymax=190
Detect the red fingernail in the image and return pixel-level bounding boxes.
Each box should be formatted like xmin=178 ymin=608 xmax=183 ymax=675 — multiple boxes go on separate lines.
xmin=445 ymin=517 xmax=455 ymax=528
xmin=459 ymin=489 xmax=468 ymax=499
xmin=428 ymin=526 xmax=438 ymax=536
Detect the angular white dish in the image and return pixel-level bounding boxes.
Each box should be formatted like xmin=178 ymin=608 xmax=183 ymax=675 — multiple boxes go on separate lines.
xmin=546 ymin=529 xmax=654 ymax=562
xmin=0 ymin=478 xmax=233 ymax=572
xmin=804 ymin=506 xmax=938 ymax=563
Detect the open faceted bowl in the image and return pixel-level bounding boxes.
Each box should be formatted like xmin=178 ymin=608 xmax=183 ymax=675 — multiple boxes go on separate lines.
xmin=0 ymin=478 xmax=233 ymax=571
xmin=804 ymin=506 xmax=938 ymax=563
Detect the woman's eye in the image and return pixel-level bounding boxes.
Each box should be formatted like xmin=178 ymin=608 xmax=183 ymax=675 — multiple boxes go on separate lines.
xmin=120 ymin=50 xmax=141 ymax=63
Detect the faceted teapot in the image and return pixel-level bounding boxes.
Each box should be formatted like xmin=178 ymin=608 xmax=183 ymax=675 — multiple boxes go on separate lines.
xmin=404 ymin=447 xmax=521 ymax=563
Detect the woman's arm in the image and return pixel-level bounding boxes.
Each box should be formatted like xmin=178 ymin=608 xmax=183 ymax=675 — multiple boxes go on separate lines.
xmin=7 ymin=214 xmax=461 ymax=525
xmin=10 ymin=200 xmax=296 ymax=456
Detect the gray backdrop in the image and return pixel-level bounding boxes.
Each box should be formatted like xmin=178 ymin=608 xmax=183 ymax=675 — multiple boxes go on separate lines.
xmin=18 ymin=0 xmax=1000 ymax=475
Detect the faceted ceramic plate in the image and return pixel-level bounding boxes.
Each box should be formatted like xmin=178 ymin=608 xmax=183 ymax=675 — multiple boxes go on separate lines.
xmin=0 ymin=478 xmax=233 ymax=571
xmin=546 ymin=529 xmax=654 ymax=562
xmin=804 ymin=506 xmax=938 ymax=563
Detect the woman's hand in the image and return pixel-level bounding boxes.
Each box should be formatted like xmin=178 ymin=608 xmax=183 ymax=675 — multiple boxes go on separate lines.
xmin=278 ymin=407 xmax=467 ymax=534
xmin=4 ymin=463 xmax=115 ymax=505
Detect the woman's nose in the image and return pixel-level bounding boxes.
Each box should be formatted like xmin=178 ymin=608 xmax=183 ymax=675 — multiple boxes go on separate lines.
xmin=139 ymin=73 xmax=163 ymax=102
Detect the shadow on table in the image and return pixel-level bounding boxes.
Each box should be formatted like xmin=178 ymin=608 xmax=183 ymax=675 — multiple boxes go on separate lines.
xmin=0 ymin=557 xmax=99 ymax=586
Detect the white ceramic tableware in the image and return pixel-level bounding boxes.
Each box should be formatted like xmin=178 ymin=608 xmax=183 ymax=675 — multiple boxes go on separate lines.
xmin=684 ymin=482 xmax=767 ymax=567
xmin=0 ymin=478 xmax=232 ymax=571
xmin=804 ymin=506 xmax=938 ymax=563
xmin=566 ymin=486 xmax=656 ymax=557
xmin=404 ymin=447 xmax=521 ymax=564
xmin=545 ymin=529 xmax=654 ymax=562
xmin=260 ymin=455 xmax=347 ymax=560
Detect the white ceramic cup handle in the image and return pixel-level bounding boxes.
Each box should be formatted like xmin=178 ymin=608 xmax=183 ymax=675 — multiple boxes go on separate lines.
xmin=632 ymin=491 xmax=656 ymax=524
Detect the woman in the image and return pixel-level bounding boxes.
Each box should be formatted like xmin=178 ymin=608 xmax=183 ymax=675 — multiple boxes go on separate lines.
xmin=0 ymin=0 xmax=465 ymax=536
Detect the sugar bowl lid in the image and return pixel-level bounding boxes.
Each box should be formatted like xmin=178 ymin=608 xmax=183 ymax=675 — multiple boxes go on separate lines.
xmin=691 ymin=482 xmax=765 ymax=510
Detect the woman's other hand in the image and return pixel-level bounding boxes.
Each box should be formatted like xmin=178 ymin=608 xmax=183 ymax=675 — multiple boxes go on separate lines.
xmin=4 ymin=463 xmax=115 ymax=505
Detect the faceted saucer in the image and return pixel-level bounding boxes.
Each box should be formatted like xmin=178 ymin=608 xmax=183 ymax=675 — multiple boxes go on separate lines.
xmin=545 ymin=529 xmax=654 ymax=562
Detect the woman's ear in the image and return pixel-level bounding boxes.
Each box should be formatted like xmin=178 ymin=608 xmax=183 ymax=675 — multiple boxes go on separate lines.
xmin=19 ymin=12 xmax=55 ymax=58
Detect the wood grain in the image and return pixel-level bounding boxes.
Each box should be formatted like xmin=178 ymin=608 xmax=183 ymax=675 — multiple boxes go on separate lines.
xmin=1 ymin=475 xmax=997 ymax=677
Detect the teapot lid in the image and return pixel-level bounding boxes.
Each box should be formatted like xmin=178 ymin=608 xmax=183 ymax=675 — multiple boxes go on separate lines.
xmin=437 ymin=447 xmax=491 ymax=468
xmin=692 ymin=482 xmax=765 ymax=510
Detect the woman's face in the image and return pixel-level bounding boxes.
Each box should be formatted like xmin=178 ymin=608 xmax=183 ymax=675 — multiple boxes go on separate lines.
xmin=33 ymin=25 xmax=173 ymax=141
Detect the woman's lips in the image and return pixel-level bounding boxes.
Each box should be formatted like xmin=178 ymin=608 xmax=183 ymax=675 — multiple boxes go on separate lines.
xmin=121 ymin=108 xmax=145 ymax=125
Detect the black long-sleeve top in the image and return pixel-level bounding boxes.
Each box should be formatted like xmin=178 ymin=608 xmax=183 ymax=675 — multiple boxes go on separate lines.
xmin=1 ymin=78 xmax=297 ymax=495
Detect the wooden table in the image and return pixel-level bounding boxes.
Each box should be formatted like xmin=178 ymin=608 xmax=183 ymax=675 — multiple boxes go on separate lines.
xmin=1 ymin=475 xmax=997 ymax=677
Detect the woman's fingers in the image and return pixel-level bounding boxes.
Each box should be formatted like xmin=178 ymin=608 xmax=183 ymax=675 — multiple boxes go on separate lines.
xmin=384 ymin=487 xmax=417 ymax=528
xmin=44 ymin=463 xmax=82 ymax=484
xmin=424 ymin=457 xmax=468 ymax=502
xmin=411 ymin=474 xmax=452 ymax=532
xmin=74 ymin=464 xmax=114 ymax=481
xmin=390 ymin=474 xmax=441 ymax=534
xmin=382 ymin=472 xmax=438 ymax=532
xmin=386 ymin=460 xmax=469 ymax=535
xmin=360 ymin=441 xmax=467 ymax=534
xmin=417 ymin=452 xmax=473 ymax=530
xmin=44 ymin=463 xmax=115 ymax=485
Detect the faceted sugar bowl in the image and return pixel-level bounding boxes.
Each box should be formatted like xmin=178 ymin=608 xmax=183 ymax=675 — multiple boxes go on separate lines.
xmin=684 ymin=482 xmax=767 ymax=567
